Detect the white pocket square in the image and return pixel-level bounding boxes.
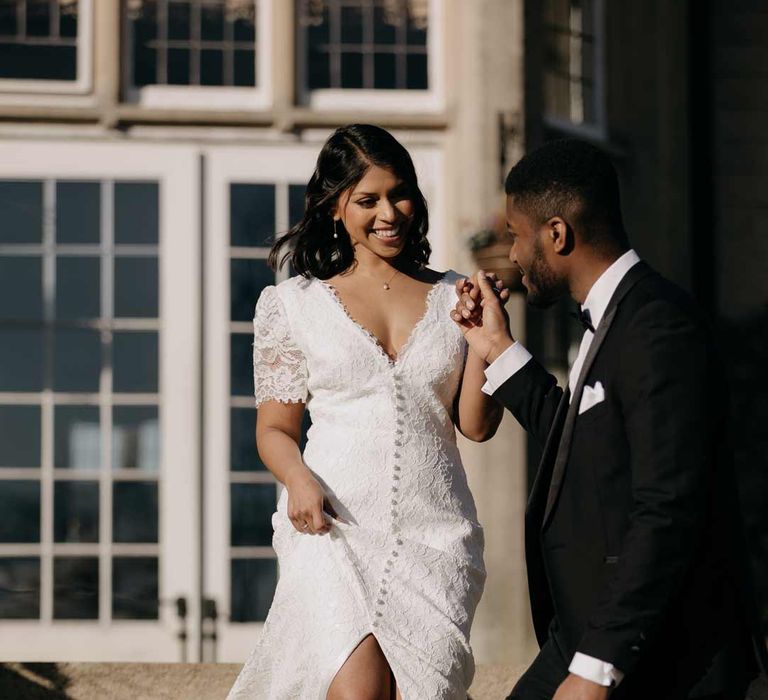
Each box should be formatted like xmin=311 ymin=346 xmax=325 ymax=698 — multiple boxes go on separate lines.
xmin=578 ymin=381 xmax=605 ymax=415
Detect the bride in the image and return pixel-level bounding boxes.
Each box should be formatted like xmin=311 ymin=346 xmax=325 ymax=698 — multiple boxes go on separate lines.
xmin=226 ymin=124 xmax=510 ymax=699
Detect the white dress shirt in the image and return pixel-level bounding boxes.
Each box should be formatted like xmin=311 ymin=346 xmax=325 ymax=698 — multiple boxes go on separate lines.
xmin=481 ymin=249 xmax=642 ymax=686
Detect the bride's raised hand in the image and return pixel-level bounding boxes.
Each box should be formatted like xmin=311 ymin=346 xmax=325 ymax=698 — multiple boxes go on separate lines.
xmin=284 ymin=465 xmax=341 ymax=535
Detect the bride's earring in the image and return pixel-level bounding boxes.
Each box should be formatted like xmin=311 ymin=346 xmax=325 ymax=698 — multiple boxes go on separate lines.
xmin=333 ymin=219 xmax=339 ymax=239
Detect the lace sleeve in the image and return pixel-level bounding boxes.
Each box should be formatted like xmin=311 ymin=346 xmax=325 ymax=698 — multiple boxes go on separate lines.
xmin=252 ymin=286 xmax=309 ymax=407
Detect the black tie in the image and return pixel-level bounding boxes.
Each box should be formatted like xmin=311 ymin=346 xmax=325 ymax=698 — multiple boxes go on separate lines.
xmin=571 ymin=306 xmax=595 ymax=333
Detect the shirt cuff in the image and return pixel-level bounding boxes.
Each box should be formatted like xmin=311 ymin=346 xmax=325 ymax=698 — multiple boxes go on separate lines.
xmin=569 ymin=652 xmax=624 ymax=687
xmin=481 ymin=342 xmax=533 ymax=396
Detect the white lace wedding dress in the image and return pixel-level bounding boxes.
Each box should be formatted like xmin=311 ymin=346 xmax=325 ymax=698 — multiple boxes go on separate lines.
xmin=226 ymin=270 xmax=486 ymax=700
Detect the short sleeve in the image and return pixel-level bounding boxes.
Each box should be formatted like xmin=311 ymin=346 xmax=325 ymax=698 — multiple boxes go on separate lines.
xmin=252 ymin=286 xmax=309 ymax=407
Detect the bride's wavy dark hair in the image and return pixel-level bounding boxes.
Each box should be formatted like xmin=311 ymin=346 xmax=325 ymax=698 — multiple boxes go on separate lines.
xmin=268 ymin=124 xmax=430 ymax=279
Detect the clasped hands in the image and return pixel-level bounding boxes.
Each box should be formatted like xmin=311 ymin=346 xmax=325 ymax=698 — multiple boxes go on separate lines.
xmin=450 ymin=270 xmax=516 ymax=364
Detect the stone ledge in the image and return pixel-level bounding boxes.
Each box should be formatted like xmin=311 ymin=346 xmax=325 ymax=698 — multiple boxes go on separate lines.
xmin=0 ymin=662 xmax=526 ymax=700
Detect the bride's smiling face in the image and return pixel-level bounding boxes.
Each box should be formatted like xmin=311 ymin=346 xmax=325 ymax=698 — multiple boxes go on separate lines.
xmin=334 ymin=164 xmax=415 ymax=260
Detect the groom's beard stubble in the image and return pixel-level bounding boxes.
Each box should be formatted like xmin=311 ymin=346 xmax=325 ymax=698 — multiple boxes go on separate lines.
xmin=525 ymin=239 xmax=568 ymax=309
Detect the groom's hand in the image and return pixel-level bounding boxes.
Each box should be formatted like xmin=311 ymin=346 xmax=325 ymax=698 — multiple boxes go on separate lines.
xmin=553 ymin=674 xmax=611 ymax=700
xmin=451 ymin=270 xmax=515 ymax=364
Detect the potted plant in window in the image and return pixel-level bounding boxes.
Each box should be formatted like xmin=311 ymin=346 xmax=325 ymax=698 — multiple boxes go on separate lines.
xmin=467 ymin=215 xmax=524 ymax=292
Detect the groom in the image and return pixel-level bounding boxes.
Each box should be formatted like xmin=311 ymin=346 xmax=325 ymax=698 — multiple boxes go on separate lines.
xmin=452 ymin=140 xmax=763 ymax=699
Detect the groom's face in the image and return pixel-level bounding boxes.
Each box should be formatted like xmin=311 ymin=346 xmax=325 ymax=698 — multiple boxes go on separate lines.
xmin=506 ymin=196 xmax=568 ymax=308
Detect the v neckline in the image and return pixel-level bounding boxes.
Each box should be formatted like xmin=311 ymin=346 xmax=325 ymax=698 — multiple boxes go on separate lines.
xmin=317 ymin=273 xmax=446 ymax=366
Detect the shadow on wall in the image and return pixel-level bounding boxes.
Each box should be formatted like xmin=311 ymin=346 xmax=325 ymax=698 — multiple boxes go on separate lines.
xmin=0 ymin=663 xmax=71 ymax=699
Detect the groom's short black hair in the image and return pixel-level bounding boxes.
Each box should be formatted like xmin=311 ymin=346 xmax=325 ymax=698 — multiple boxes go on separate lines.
xmin=505 ymin=139 xmax=629 ymax=250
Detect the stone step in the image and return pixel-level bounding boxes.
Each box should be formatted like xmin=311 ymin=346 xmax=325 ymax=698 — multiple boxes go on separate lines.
xmin=0 ymin=662 xmax=526 ymax=700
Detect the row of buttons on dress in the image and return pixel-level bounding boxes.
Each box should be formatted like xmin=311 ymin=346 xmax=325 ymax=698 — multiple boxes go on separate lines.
xmin=373 ymin=370 xmax=406 ymax=630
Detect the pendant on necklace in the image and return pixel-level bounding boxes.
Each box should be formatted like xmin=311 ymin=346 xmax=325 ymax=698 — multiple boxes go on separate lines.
xmin=383 ymin=283 xmax=390 ymax=290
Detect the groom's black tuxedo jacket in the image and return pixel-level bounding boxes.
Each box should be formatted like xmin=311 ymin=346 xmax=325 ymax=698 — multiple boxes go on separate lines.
xmin=493 ymin=262 xmax=763 ymax=689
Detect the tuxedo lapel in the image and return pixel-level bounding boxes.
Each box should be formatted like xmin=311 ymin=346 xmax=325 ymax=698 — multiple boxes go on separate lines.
xmin=541 ymin=261 xmax=655 ymax=529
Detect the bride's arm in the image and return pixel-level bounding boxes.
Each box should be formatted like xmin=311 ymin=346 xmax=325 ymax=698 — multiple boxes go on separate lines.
xmin=453 ymin=347 xmax=504 ymax=441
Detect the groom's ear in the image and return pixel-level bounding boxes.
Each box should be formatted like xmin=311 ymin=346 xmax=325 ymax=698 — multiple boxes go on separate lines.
xmin=546 ymin=216 xmax=573 ymax=256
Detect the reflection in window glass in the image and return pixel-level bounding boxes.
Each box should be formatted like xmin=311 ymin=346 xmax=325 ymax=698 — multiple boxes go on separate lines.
xmin=56 ymin=257 xmax=101 ymax=320
xmin=0 ymin=256 xmax=43 ymax=321
xmin=54 ymin=481 xmax=99 ymax=543
xmin=53 ymin=556 xmax=99 ymax=619
xmin=230 ymin=558 xmax=277 ymax=622
xmin=56 ymin=181 xmax=101 ymax=244
xmin=230 ymin=333 xmax=254 ymax=397
xmin=54 ymin=328 xmax=101 ymax=393
xmin=300 ymin=0 xmax=429 ymax=91
xmin=113 ymin=332 xmax=159 ymax=393
xmin=113 ymin=406 xmax=160 ymax=471
xmin=0 ymin=329 xmax=44 ymax=392
xmin=112 ymin=557 xmax=158 ymax=619
xmin=230 ymin=259 xmax=273 ymax=322
xmin=114 ymin=257 xmax=158 ymax=318
xmin=0 ymin=558 xmax=40 ymax=619
xmin=542 ymin=0 xmax=599 ymax=126
xmin=0 ymin=181 xmax=43 ymax=244
xmin=0 ymin=0 xmax=78 ymax=81
xmin=0 ymin=481 xmax=40 ymax=543
xmin=127 ymin=0 xmax=257 ymax=88
xmin=54 ymin=405 xmax=100 ymax=470
xmin=114 ymin=182 xmax=159 ymax=245
xmin=230 ymin=483 xmax=276 ymax=546
xmin=0 ymin=405 xmax=41 ymax=468
xmin=230 ymin=183 xmax=275 ymax=247
xmin=113 ymin=481 xmax=158 ymax=543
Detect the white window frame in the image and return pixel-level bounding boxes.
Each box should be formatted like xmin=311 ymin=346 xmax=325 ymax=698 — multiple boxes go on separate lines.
xmin=0 ymin=0 xmax=94 ymax=96
xmin=0 ymin=139 xmax=202 ymax=662
xmin=122 ymin=0 xmax=273 ymax=111
xmin=542 ymin=0 xmax=607 ymax=141
xmin=297 ymin=0 xmax=445 ymax=113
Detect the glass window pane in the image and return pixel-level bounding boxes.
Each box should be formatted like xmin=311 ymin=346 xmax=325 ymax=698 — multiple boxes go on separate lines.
xmin=340 ymin=6 xmax=363 ymax=43
xmin=56 ymin=256 xmax=101 ymax=320
xmin=200 ymin=48 xmax=224 ymax=85
xmin=373 ymin=3 xmax=397 ymax=44
xmin=230 ymin=558 xmax=277 ymax=622
xmin=0 ymin=329 xmax=44 ymax=392
xmin=232 ymin=4 xmax=256 ymax=42
xmin=0 ymin=256 xmax=43 ymax=321
xmin=288 ymin=184 xmax=306 ymax=228
xmin=231 ymin=407 xmax=264 ymax=471
xmin=114 ymin=257 xmax=158 ymax=318
xmin=230 ymin=259 xmax=273 ymax=322
xmin=0 ymin=43 xmax=76 ymax=81
xmin=168 ymin=1 xmax=191 ymax=40
xmin=230 ymin=483 xmax=276 ymax=546
xmin=230 ymin=332 xmax=253 ymax=397
xmin=406 ymin=8 xmax=428 ymax=46
xmin=60 ymin=1 xmax=78 ymax=38
xmin=112 ymin=557 xmax=158 ymax=619
xmin=113 ymin=332 xmax=158 ymax=393
xmin=0 ymin=405 xmax=41 ymax=468
xmin=406 ymin=52 xmax=427 ymax=90
xmin=233 ymin=48 xmax=255 ymax=86
xmin=201 ymin=2 xmax=224 ymax=41
xmin=53 ymin=556 xmax=99 ymax=619
xmin=56 ymin=181 xmax=101 ymax=244
xmin=168 ymin=47 xmax=191 ymax=84
xmin=54 ymin=481 xmax=99 ymax=543
xmin=306 ymin=48 xmax=330 ymax=89
xmin=374 ymin=52 xmax=396 ymax=89
xmin=113 ymin=481 xmax=158 ymax=543
xmin=113 ymin=406 xmax=160 ymax=472
xmin=0 ymin=181 xmax=43 ymax=244
xmin=0 ymin=2 xmax=18 ymax=36
xmin=26 ymin=0 xmax=50 ymax=36
xmin=114 ymin=183 xmax=159 ymax=245
xmin=131 ymin=0 xmax=158 ymax=86
xmin=0 ymin=481 xmax=40 ymax=543
xmin=230 ymin=184 xmax=275 ymax=247
xmin=340 ymin=52 xmax=364 ymax=88
xmin=54 ymin=405 xmax=100 ymax=470
xmin=305 ymin=4 xmax=329 ymax=44
xmin=54 ymin=328 xmax=101 ymax=393
xmin=0 ymin=558 xmax=40 ymax=619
